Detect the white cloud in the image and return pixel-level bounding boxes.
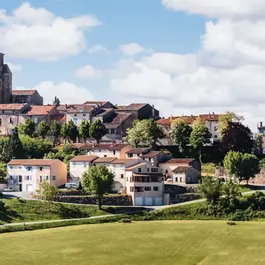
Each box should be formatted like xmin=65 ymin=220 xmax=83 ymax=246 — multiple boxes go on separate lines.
xmin=110 ymin=1 xmax=265 ymax=131
xmin=0 ymin=3 xmax=101 ymax=61
xmin=7 ymin=63 xmax=22 ymax=73
xmin=88 ymin=45 xmax=109 ymax=54
xmin=17 ymin=81 xmax=94 ymax=104
xmin=75 ymin=65 xmax=102 ymax=79
xmin=119 ymin=43 xmax=152 ymax=56
xmin=162 ymin=0 xmax=265 ymax=19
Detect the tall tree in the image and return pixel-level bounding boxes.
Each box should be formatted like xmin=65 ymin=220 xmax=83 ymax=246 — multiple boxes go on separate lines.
xmin=60 ymin=123 xmax=70 ymax=143
xmin=145 ymin=119 xmax=165 ymax=148
xmin=53 ymin=96 xmax=60 ymax=106
xmin=171 ymin=119 xmax=192 ymax=153
xmin=10 ymin=127 xmax=24 ymax=159
xmin=89 ymin=120 xmax=106 ymax=143
xmin=18 ymin=119 xmax=36 ymax=137
xmin=35 ymin=121 xmax=49 ymax=139
xmin=79 ymin=120 xmax=90 ymax=143
xmin=221 ymin=122 xmax=253 ymax=154
xmin=253 ymin=134 xmax=263 ymax=156
xmin=68 ymin=120 xmax=79 ymax=143
xmin=82 ymin=165 xmax=114 ymax=209
xmin=224 ymin=151 xmax=260 ymax=184
xmin=190 ymin=118 xmax=211 ymax=163
xmin=50 ymin=120 xmax=62 ymax=146
xmin=0 ymin=137 xmax=12 ymax=163
xmin=0 ymin=162 xmax=7 ymax=183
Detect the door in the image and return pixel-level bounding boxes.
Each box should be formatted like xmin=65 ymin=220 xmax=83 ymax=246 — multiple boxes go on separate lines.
xmin=26 ymin=184 xmax=33 ymax=192
xmin=144 ymin=197 xmax=153 ymax=206
xmin=19 ymin=184 xmax=22 ymax=192
xmin=135 ymin=197 xmax=143 ymax=206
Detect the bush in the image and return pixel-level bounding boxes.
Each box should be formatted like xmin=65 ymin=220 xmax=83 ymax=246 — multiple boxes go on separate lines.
xmin=228 ymin=208 xmax=254 ymax=221
xmin=227 ymin=221 xmax=236 ymax=226
xmin=118 ymin=219 xmax=132 ymax=223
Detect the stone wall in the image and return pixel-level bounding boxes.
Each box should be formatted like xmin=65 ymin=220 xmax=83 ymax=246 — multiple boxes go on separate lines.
xmin=170 ymin=193 xmax=201 ymax=204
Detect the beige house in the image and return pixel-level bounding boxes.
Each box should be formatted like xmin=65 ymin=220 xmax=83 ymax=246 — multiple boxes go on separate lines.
xmin=69 ymin=155 xmax=98 ymax=183
xmin=7 ymin=159 xmax=67 ymax=192
xmin=125 ymin=162 xmax=164 ymax=206
xmin=0 ymin=104 xmax=29 ymax=135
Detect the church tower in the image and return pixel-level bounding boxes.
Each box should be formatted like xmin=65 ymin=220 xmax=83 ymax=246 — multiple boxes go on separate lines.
xmin=0 ymin=53 xmax=12 ymax=104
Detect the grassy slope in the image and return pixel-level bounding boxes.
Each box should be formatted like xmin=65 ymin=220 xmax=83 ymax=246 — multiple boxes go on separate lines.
xmin=1 ymin=221 xmax=265 ymax=265
xmin=0 ymin=199 xmax=110 ymax=224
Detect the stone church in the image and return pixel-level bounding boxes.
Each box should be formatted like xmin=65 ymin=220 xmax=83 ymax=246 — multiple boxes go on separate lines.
xmin=0 ymin=53 xmax=12 ymax=104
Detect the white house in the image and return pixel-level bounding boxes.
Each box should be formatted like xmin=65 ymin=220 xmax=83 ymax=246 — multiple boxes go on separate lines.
xmin=7 ymin=159 xmax=67 ymax=192
xmin=69 ymin=155 xmax=98 ymax=183
xmin=125 ymin=162 xmax=164 ymax=206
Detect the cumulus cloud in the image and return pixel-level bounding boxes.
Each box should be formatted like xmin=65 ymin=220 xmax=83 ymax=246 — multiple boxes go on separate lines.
xmin=88 ymin=45 xmax=109 ymax=54
xmin=17 ymin=81 xmax=94 ymax=104
xmin=0 ymin=3 xmax=101 ymax=61
xmin=75 ymin=65 xmax=102 ymax=79
xmin=110 ymin=0 xmax=265 ymax=130
xmin=119 ymin=43 xmax=152 ymax=56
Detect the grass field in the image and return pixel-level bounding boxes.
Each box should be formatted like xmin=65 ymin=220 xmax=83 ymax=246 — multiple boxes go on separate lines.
xmin=0 ymin=199 xmax=110 ymax=224
xmin=1 ymin=221 xmax=265 ymax=265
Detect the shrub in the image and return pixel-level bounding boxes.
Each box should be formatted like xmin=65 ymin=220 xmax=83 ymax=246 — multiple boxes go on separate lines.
xmin=118 ymin=219 xmax=132 ymax=223
xmin=227 ymin=221 xmax=236 ymax=226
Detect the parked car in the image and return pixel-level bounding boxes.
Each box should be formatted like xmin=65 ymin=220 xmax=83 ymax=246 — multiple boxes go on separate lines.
xmin=4 ymin=187 xmax=14 ymax=192
xmin=65 ymin=183 xmax=78 ymax=189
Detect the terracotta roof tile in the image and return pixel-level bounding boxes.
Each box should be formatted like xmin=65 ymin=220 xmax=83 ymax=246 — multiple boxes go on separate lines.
xmin=93 ymin=157 xmax=117 ymax=163
xmin=172 ymin=166 xmax=191 ymax=173
xmin=126 ymin=148 xmax=150 ymax=154
xmin=12 ymin=90 xmax=37 ymax=96
xmin=70 ymin=155 xmax=98 ymax=162
xmin=25 ymin=105 xmax=55 ymax=116
xmin=8 ymin=159 xmax=59 ymax=166
xmin=165 ymin=158 xmax=195 ymax=164
xmin=57 ymin=104 xmax=94 ymax=113
xmin=141 ymin=151 xmax=161 ymax=158
xmin=125 ymin=162 xmax=148 ymax=171
xmin=0 ymin=104 xmax=27 ymax=111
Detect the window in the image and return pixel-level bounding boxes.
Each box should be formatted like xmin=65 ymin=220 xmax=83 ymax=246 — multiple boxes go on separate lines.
xmin=74 ymin=114 xmax=77 ymax=117
xmin=1 ymin=110 xmax=4 ymax=114
xmin=110 ymin=129 xmax=115 ymax=134
xmin=180 ymin=177 xmax=183 ymax=182
xmin=214 ymin=135 xmax=218 ymax=139
xmin=149 ymin=158 xmax=151 ymax=162
xmin=83 ymin=114 xmax=86 ymax=117
xmin=19 ymin=175 xmax=22 ymax=182
xmin=128 ymin=154 xmax=133 ymax=158
xmin=147 ymin=168 xmax=150 ymax=172
xmin=214 ymin=126 xmax=218 ymax=131
xmin=130 ymin=187 xmax=134 ymax=192
xmin=138 ymin=168 xmax=142 ymax=173
xmin=9 ymin=175 xmax=13 ymax=180
xmin=104 ymin=155 xmax=107 ymax=157
xmin=39 ymin=167 xmax=43 ymax=171
xmin=175 ymin=177 xmax=178 ymax=182
xmin=40 ymin=176 xmax=43 ymax=182
xmin=52 ymin=176 xmax=56 ymax=180
xmin=113 ymin=150 xmax=116 ymax=155
xmin=25 ymin=176 xmax=31 ymax=180
xmin=165 ymin=170 xmax=168 ymax=174
xmin=26 ymin=167 xmax=32 ymax=171
xmin=98 ymin=150 xmax=101 ymax=152
xmin=151 ymin=168 xmax=159 ymax=173
xmin=9 ymin=118 xmax=13 ymax=124
xmin=83 ymin=163 xmax=87 ymax=168
xmin=121 ymin=174 xmax=124 ymax=179
xmin=0 ymin=119 xmax=2 ymax=126
xmin=153 ymin=187 xmax=159 ymax=191
xmin=145 ymin=187 xmax=151 ymax=191
xmin=46 ymin=176 xmax=49 ymax=180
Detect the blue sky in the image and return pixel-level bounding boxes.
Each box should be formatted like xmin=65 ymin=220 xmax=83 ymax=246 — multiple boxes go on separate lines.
xmin=1 ymin=0 xmax=265 ymax=130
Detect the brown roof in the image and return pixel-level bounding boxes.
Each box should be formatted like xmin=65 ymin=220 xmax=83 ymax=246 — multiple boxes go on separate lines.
xmin=126 ymin=148 xmax=150 ymax=155
xmin=0 ymin=104 xmax=27 ymax=111
xmin=84 ymin=101 xmax=109 ymax=105
xmin=165 ymin=158 xmax=195 ymax=164
xmin=112 ymin=112 xmax=132 ymax=123
xmin=117 ymin=103 xmax=147 ymax=111
xmin=8 ymin=159 xmax=59 ymax=166
xmin=70 ymin=155 xmax=98 ymax=162
xmin=172 ymin=166 xmax=191 ymax=173
xmin=111 ymin=159 xmax=139 ymax=165
xmin=12 ymin=90 xmax=37 ymax=96
xmin=95 ymin=108 xmax=114 ymax=117
xmin=25 ymin=105 xmax=55 ymax=116
xmin=57 ymin=104 xmax=94 ymax=113
xmin=126 ymin=162 xmax=148 ymax=170
xmin=105 ymin=123 xmax=120 ymax=129
xmin=93 ymin=157 xmax=117 ymax=163
xmin=141 ymin=151 xmax=161 ymax=158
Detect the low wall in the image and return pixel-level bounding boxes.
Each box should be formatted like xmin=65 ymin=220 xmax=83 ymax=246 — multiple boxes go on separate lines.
xmin=0 ymin=183 xmax=7 ymax=192
xmin=170 ymin=193 xmax=201 ymax=204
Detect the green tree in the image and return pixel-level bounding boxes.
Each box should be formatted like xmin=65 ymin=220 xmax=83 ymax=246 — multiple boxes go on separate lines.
xmin=10 ymin=127 xmax=24 ymax=159
xmin=0 ymin=137 xmax=12 ymax=163
xmin=60 ymin=123 xmax=69 ymax=143
xmin=197 ymin=176 xmax=222 ymax=205
xmin=49 ymin=120 xmax=62 ymax=146
xmin=253 ymin=134 xmax=263 ymax=156
xmin=18 ymin=119 xmax=35 ymax=137
xmin=53 ymin=96 xmax=60 ymax=106
xmin=201 ymin=163 xmax=217 ymax=175
xmin=259 ymin=158 xmax=265 ymax=168
xmin=89 ymin=120 xmax=106 ymax=143
xmin=171 ymin=119 xmax=192 ymax=153
xmin=82 ymin=165 xmax=114 ymax=209
xmin=35 ymin=121 xmax=49 ymax=139
xmin=38 ymin=181 xmax=58 ymax=201
xmin=20 ymin=135 xmax=52 ymax=159
xmin=68 ymin=120 xmax=79 ymax=143
xmin=79 ymin=120 xmax=90 ymax=142
xmin=190 ymin=118 xmax=211 ymax=163
xmin=221 ymin=122 xmax=253 ymax=153
xmin=222 ymin=179 xmax=241 ymax=208
xmin=0 ymin=162 xmax=7 ymax=183
xmin=145 ymin=119 xmax=165 ymax=148
xmin=224 ymin=151 xmax=260 ymax=184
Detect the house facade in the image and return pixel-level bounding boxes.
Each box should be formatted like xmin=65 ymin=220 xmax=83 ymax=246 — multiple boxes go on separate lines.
xmin=171 ymin=166 xmax=200 ymax=184
xmin=7 ymin=159 xmax=67 ymax=192
xmin=125 ymin=162 xmax=164 ymax=206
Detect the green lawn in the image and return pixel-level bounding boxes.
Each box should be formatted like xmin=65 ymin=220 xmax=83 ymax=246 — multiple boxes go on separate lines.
xmin=1 ymin=221 xmax=265 ymax=265
xmin=0 ymin=199 xmax=111 ymax=224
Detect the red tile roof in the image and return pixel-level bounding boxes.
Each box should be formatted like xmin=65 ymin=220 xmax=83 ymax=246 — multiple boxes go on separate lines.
xmin=111 ymin=112 xmax=132 ymax=124
xmin=84 ymin=101 xmax=109 ymax=105
xmin=70 ymin=155 xmax=98 ymax=162
xmin=117 ymin=103 xmax=147 ymax=111
xmin=25 ymin=105 xmax=55 ymax=116
xmin=93 ymin=157 xmax=117 ymax=163
xmin=0 ymin=104 xmax=27 ymax=111
xmin=172 ymin=166 xmax=191 ymax=173
xmin=141 ymin=151 xmax=161 ymax=158
xmin=165 ymin=158 xmax=195 ymax=164
xmin=12 ymin=90 xmax=37 ymax=96
xmin=57 ymin=104 xmax=94 ymax=113
xmin=126 ymin=148 xmax=150 ymax=154
xmin=8 ymin=159 xmax=59 ymax=166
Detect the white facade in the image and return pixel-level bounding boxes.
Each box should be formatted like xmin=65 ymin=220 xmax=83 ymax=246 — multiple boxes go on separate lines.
xmin=66 ymin=113 xmax=91 ymax=126
xmin=205 ymin=120 xmax=219 ymax=141
xmin=89 ymin=149 xmax=118 ymax=158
